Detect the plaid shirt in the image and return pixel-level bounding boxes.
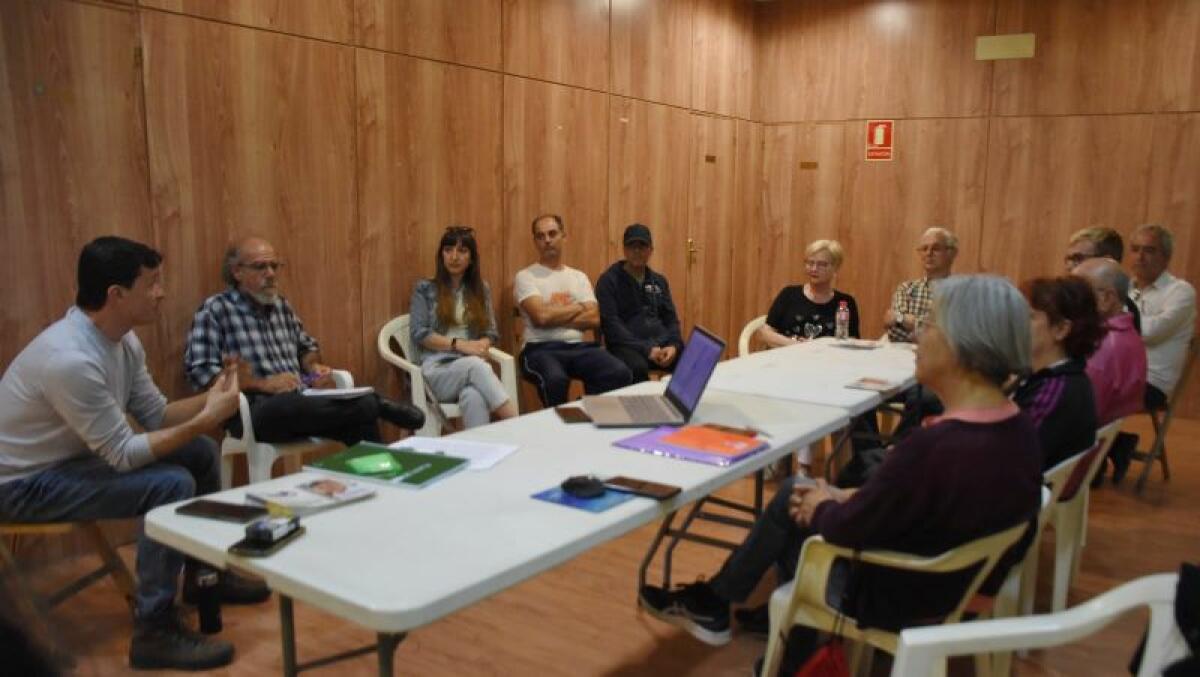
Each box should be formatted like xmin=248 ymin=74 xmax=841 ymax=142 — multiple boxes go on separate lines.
xmin=184 ymin=288 xmax=319 ymax=390
xmin=887 ymin=278 xmax=934 ymax=343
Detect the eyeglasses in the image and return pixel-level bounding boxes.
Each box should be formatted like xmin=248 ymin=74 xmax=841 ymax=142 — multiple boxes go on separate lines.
xmin=1064 ymin=253 xmax=1092 ymax=267
xmin=916 ymin=244 xmax=950 ymax=254
xmin=239 ymin=261 xmax=284 ymax=272
xmin=804 ymin=259 xmax=832 ymax=270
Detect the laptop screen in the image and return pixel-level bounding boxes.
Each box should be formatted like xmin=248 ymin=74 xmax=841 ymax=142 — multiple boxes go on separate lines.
xmin=665 ymin=326 xmax=726 ymax=417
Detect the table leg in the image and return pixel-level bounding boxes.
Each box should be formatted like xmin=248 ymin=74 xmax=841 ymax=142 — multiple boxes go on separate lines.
xmin=280 ymin=595 xmax=297 ymax=677
xmin=376 ymin=632 xmax=405 ymax=675
xmin=638 ymin=511 xmax=677 ymax=591
xmin=822 ymin=428 xmax=852 ymax=482
xmin=753 ymin=469 xmax=764 ymax=515
xmin=662 ymin=501 xmax=707 ymax=587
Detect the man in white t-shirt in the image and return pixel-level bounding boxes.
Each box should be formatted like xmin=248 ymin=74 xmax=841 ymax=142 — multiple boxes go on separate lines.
xmin=515 ymin=214 xmax=631 ymax=406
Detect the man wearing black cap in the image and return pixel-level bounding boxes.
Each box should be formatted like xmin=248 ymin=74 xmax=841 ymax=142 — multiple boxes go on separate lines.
xmin=596 ymin=224 xmax=684 ymax=383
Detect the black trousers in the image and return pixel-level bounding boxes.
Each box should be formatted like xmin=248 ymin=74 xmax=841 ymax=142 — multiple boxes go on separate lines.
xmin=519 ymin=341 xmax=633 ymax=406
xmin=606 ymin=344 xmax=678 ymax=384
xmin=234 ymin=391 xmax=381 ymax=446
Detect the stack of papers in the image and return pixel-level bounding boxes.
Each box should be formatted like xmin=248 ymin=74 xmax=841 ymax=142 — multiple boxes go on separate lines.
xmin=389 ymin=437 xmax=518 ymax=471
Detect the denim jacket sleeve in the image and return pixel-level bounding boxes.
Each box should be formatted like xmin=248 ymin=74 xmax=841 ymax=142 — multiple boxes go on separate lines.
xmin=480 ymin=282 xmax=501 ymax=345
xmin=409 ymin=280 xmax=439 ymax=363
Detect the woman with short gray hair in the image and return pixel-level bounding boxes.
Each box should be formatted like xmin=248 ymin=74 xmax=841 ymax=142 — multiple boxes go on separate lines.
xmin=638 ymin=274 xmax=1042 ymax=663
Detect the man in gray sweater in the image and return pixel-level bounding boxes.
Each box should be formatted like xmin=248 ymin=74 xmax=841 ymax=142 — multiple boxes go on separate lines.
xmin=0 ymin=237 xmax=261 ymax=670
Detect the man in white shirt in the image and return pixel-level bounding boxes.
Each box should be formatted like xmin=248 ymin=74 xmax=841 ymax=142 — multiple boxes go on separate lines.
xmin=1129 ymin=223 xmax=1196 ymax=409
xmin=515 ymin=214 xmax=632 ymax=406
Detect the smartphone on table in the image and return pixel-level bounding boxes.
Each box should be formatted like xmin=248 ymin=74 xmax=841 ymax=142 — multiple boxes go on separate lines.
xmin=175 ymin=499 xmax=267 ymax=524
xmin=603 ymin=476 xmax=681 ymax=500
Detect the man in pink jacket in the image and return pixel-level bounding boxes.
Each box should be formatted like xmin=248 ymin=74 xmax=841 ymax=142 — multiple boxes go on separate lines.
xmin=1075 ymin=258 xmax=1147 ymax=482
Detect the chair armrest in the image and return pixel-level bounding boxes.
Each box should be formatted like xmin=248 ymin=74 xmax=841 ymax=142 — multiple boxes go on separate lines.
xmin=235 ymin=391 xmax=255 ymax=445
xmin=488 ymin=347 xmax=519 ymax=414
xmin=378 ymin=335 xmax=431 ymax=420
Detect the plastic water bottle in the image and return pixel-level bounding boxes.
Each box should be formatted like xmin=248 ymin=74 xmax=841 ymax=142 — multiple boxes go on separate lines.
xmin=835 ymin=301 xmax=850 ymax=340
xmin=195 ymin=567 xmax=223 ymax=634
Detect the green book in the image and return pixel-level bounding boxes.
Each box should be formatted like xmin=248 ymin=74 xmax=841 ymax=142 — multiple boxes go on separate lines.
xmin=305 ymin=442 xmax=468 ymax=489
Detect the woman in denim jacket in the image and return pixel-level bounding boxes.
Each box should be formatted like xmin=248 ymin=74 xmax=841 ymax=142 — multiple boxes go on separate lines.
xmin=409 ymin=226 xmax=517 ymax=428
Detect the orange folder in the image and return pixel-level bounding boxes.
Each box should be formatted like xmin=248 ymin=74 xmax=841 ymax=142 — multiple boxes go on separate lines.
xmin=659 ymin=425 xmax=762 ymax=457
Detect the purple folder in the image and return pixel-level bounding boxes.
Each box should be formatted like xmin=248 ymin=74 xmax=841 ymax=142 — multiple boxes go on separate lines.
xmin=612 ymin=426 xmax=768 ymax=466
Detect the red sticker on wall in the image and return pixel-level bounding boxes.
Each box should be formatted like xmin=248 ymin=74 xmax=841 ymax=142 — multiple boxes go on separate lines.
xmin=866 ymin=120 xmax=894 ymax=161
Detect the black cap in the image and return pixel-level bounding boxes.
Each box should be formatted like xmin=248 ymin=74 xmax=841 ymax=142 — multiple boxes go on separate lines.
xmin=623 ymin=223 xmax=652 ymax=245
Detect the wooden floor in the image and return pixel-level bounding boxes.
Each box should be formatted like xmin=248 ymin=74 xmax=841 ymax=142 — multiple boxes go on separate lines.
xmin=16 ymin=415 xmax=1200 ymax=676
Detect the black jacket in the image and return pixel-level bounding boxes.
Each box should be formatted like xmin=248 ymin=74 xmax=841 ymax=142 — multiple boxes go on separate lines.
xmin=595 ymin=261 xmax=683 ymax=355
xmin=1012 ymin=358 xmax=1098 ymax=469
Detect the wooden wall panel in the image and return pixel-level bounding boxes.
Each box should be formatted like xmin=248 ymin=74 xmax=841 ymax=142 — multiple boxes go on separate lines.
xmin=355 ymin=0 xmax=501 ymax=70
xmin=1157 ymin=0 xmax=1200 ymax=112
xmin=608 ymin=98 xmax=692 ymax=324
xmin=357 ymin=51 xmax=503 ymax=394
xmin=0 ymin=0 xmax=156 ymax=373
xmin=730 ymin=119 xmax=764 ymax=345
xmin=691 ymin=0 xmax=753 ymax=119
xmin=979 ymin=115 xmax=1155 ymax=285
xmin=502 ymin=76 xmax=609 ymax=353
xmin=754 ymin=0 xmax=993 ymax=123
xmin=1146 ymin=113 xmax=1200 ymax=418
xmin=141 ymin=0 xmax=354 ymax=44
xmin=686 ymin=115 xmax=738 ymax=348
xmin=839 ymin=118 xmax=988 ymax=340
xmin=142 ymin=13 xmax=359 ymax=395
xmin=610 ymin=0 xmax=693 ymax=109
xmin=0 ymin=0 xmax=149 ymax=564
xmin=759 ymin=123 xmax=846 ymax=315
xmin=502 ymin=0 xmax=609 ymax=91
xmin=991 ymin=0 xmax=1191 ymax=116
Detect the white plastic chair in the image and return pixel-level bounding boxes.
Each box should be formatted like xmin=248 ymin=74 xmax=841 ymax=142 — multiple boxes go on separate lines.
xmin=983 ymin=460 xmax=1078 ymax=675
xmin=219 ymin=369 xmax=352 ymax=489
xmin=377 ymin=314 xmax=518 ymax=437
xmin=761 ymin=522 xmax=1028 ymax=677
xmin=892 ymin=573 xmax=1187 ymax=677
xmin=1048 ymin=419 xmax=1123 ymax=611
xmin=737 ymin=314 xmax=768 ymax=357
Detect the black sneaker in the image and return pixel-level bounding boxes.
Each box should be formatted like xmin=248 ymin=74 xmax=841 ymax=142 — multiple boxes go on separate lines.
xmin=735 ymin=603 xmax=770 ymax=638
xmin=129 ymin=609 xmax=234 ymax=670
xmin=638 ymin=581 xmax=731 ymax=646
xmin=183 ymin=570 xmax=271 ymax=605
xmin=1111 ymin=433 xmax=1138 ymax=486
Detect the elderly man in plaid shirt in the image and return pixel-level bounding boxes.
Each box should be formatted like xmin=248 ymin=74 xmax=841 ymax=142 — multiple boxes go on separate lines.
xmin=884 ymin=227 xmax=959 ymax=343
xmin=184 ymin=237 xmax=424 ymax=444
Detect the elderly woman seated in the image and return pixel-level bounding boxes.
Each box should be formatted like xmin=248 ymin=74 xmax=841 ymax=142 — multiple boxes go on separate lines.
xmin=638 ymin=276 xmax=1043 ymax=670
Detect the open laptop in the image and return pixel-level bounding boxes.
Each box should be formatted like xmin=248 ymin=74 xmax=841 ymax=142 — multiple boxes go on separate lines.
xmin=583 ymin=326 xmax=726 ymax=427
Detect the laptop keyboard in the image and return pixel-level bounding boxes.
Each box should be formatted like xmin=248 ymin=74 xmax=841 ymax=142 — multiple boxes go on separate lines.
xmin=621 ymin=395 xmax=677 ymax=423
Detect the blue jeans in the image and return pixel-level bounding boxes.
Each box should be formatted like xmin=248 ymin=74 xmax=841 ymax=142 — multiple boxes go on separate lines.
xmin=0 ymin=436 xmax=220 ymax=621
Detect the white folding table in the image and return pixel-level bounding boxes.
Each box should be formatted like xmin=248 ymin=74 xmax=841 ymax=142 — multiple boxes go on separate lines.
xmin=707 ymin=338 xmax=917 ymax=416
xmin=146 ymin=386 xmax=848 ymax=675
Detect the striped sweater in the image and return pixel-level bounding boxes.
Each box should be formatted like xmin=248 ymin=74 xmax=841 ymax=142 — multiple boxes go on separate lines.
xmin=1013 ymin=358 xmax=1098 ymax=469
